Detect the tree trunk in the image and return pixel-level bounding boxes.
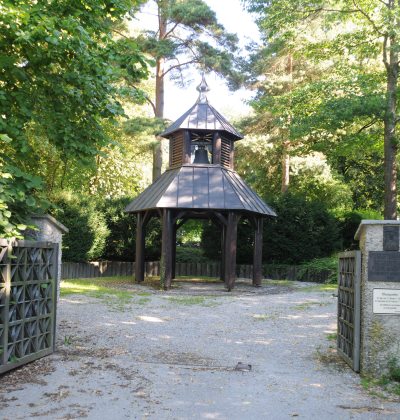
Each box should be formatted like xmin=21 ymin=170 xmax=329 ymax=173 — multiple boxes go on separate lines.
xmin=383 ymin=35 xmax=399 ymax=220
xmin=281 ymin=55 xmax=293 ymax=194
xmin=153 ymin=3 xmax=167 ymax=181
xmin=281 ymin=140 xmax=290 ymax=193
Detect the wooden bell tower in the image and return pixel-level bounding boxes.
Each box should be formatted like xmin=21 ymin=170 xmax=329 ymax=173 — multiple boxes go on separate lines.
xmin=126 ymin=75 xmax=276 ymax=290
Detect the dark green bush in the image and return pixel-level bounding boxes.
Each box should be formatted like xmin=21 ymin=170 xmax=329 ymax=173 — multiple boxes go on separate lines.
xmin=99 ymin=197 xmax=136 ymax=261
xmin=201 ymin=219 xmax=259 ymax=264
xmin=144 ymin=217 xmax=162 ymax=261
xmin=263 ymin=193 xmax=341 ymax=264
xmin=298 ymin=256 xmax=338 ymax=283
xmin=176 ymin=246 xmax=209 ymax=263
xmin=50 ymin=193 xmax=109 ymax=262
xmin=339 ymin=209 xmax=382 ymax=250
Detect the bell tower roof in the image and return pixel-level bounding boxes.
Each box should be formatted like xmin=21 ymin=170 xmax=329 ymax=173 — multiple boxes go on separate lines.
xmin=159 ymin=74 xmax=243 ymax=141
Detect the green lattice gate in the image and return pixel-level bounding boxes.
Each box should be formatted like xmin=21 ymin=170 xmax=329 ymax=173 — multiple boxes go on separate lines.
xmin=0 ymin=239 xmax=58 ymax=374
xmin=337 ymin=250 xmax=361 ymax=372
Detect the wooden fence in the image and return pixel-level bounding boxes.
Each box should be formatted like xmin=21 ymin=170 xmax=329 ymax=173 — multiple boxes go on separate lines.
xmin=61 ymin=260 xmax=333 ymax=283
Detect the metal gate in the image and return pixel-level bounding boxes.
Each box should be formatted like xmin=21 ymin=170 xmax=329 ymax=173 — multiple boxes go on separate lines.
xmin=337 ymin=250 xmax=361 ymax=372
xmin=0 ymin=239 xmax=58 ymax=374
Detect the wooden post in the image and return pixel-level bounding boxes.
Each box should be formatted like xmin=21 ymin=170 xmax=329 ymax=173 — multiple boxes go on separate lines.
xmin=172 ymin=223 xmax=177 ymax=279
xmin=224 ymin=212 xmax=238 ymax=291
xmin=220 ymin=224 xmax=226 ymax=281
xmin=135 ymin=212 xmax=145 ymax=283
xmin=253 ymin=218 xmax=263 ymax=287
xmin=161 ymin=209 xmax=173 ymax=290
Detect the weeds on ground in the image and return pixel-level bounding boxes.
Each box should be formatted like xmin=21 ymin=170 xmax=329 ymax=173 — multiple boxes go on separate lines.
xmin=262 ymin=279 xmax=295 ymax=287
xmin=166 ymin=295 xmax=219 ymax=307
xmin=294 ymin=301 xmax=329 ymax=310
xmin=300 ymin=283 xmax=337 ymax=293
xmin=362 ymin=358 xmax=400 ymax=398
xmin=326 ymin=332 xmax=337 ymax=341
xmin=314 ymin=345 xmax=346 ymax=370
xmin=252 ymin=313 xmax=279 ymax=321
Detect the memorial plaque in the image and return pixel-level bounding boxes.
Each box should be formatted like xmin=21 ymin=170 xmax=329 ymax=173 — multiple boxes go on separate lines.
xmin=383 ymin=226 xmax=399 ymax=251
xmin=368 ymin=251 xmax=400 ymax=282
xmin=373 ymin=289 xmax=400 ymax=314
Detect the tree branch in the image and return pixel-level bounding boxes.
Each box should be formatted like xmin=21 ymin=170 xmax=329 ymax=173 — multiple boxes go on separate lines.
xmin=357 ymin=118 xmax=379 ymax=133
xmin=144 ymin=95 xmax=156 ymax=115
xmin=112 ymin=29 xmax=130 ymax=40
xmin=164 ymin=21 xmax=181 ymax=39
xmin=162 ymin=59 xmax=197 ymax=77
xmin=352 ymin=0 xmax=385 ymax=36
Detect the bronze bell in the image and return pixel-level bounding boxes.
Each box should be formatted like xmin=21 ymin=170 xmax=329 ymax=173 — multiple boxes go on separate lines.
xmin=193 ymin=145 xmax=210 ymax=164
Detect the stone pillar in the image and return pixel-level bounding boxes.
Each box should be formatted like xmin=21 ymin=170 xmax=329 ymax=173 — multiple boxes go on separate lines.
xmin=355 ymin=220 xmax=400 ymax=376
xmin=27 ymin=215 xmax=69 ymax=300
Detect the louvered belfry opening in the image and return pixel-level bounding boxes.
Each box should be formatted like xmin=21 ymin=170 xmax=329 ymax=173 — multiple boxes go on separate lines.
xmin=125 ymin=74 xmax=277 ymax=290
xmin=169 ymin=132 xmax=184 ymax=168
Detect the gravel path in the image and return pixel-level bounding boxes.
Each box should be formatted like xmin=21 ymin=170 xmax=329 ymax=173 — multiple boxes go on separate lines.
xmin=1 ymin=280 xmax=400 ymax=419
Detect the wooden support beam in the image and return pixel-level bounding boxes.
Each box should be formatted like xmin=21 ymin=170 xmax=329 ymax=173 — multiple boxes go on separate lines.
xmin=220 ymin=224 xmax=226 ymax=281
xmin=172 ymin=223 xmax=177 ymax=279
xmin=213 ymin=211 xmax=228 ymax=227
xmin=161 ymin=209 xmax=173 ymax=290
xmin=253 ymin=217 xmax=263 ymax=287
xmin=224 ymin=212 xmax=238 ymax=291
xmin=135 ymin=212 xmax=145 ymax=283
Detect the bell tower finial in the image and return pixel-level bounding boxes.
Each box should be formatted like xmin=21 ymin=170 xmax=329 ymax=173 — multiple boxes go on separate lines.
xmin=196 ymin=72 xmax=210 ymax=104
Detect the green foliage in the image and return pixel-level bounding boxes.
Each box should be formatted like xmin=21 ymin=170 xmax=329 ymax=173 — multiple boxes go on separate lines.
xmin=145 ymin=217 xmax=162 ymax=261
xmin=388 ymin=358 xmax=400 ymax=383
xmin=177 ymin=220 xmax=204 ymax=245
xmin=99 ymin=197 xmax=137 ymax=261
xmin=264 ymin=193 xmax=341 ymax=264
xmin=339 ymin=210 xmax=382 ymax=250
xmin=298 ymin=256 xmax=338 ymax=283
xmin=137 ymin=0 xmax=240 ymax=87
xmin=201 ymin=219 xmax=255 ymax=264
xmin=0 ymin=0 xmax=148 ymax=233
xmin=50 ymin=194 xmax=109 ymax=262
xmin=0 ymin=162 xmax=43 ymax=238
xmin=242 ymin=0 xmax=395 ymax=214
xmin=175 ymin=247 xmax=209 ymax=263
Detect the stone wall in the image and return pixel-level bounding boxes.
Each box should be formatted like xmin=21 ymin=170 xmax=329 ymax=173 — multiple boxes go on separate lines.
xmin=27 ymin=215 xmax=68 ymax=299
xmin=355 ymin=221 xmax=400 ymax=376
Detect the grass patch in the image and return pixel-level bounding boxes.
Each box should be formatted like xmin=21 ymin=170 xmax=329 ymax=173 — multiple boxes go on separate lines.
xmin=300 ymin=283 xmax=338 ymax=293
xmin=142 ymin=275 xmax=221 ymax=290
xmin=166 ymin=295 xmax=219 ymax=307
xmin=326 ymin=332 xmax=337 ymax=341
xmin=361 ymin=375 xmax=400 ymax=399
xmin=262 ymin=279 xmax=296 ymax=287
xmin=176 ymin=275 xmax=220 ymax=283
xmin=252 ymin=313 xmax=279 ymax=321
xmin=135 ymin=297 xmax=151 ymax=305
xmin=60 ymin=277 xmax=151 ymax=310
xmin=294 ymin=301 xmax=328 ymax=310
xmin=61 ymin=278 xmax=133 ymax=298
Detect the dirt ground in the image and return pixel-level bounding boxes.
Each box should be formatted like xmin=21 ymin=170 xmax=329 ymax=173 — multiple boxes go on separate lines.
xmin=1 ymin=279 xmax=400 ymax=420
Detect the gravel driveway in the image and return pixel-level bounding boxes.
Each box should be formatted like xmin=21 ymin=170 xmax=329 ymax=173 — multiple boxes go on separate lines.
xmin=1 ymin=279 xmax=400 ymax=419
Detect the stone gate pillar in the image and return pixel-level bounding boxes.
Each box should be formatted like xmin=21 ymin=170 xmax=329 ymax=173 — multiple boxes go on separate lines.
xmin=355 ymin=220 xmax=400 ymax=376
xmin=27 ymin=215 xmax=69 ymax=299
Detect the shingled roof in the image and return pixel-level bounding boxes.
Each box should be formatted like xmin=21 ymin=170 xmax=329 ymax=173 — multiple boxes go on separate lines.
xmin=125 ymin=165 xmax=276 ymax=217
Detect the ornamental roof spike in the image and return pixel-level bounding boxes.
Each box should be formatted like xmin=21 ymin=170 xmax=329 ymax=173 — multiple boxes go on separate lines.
xmin=159 ymin=74 xmax=243 ymax=140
